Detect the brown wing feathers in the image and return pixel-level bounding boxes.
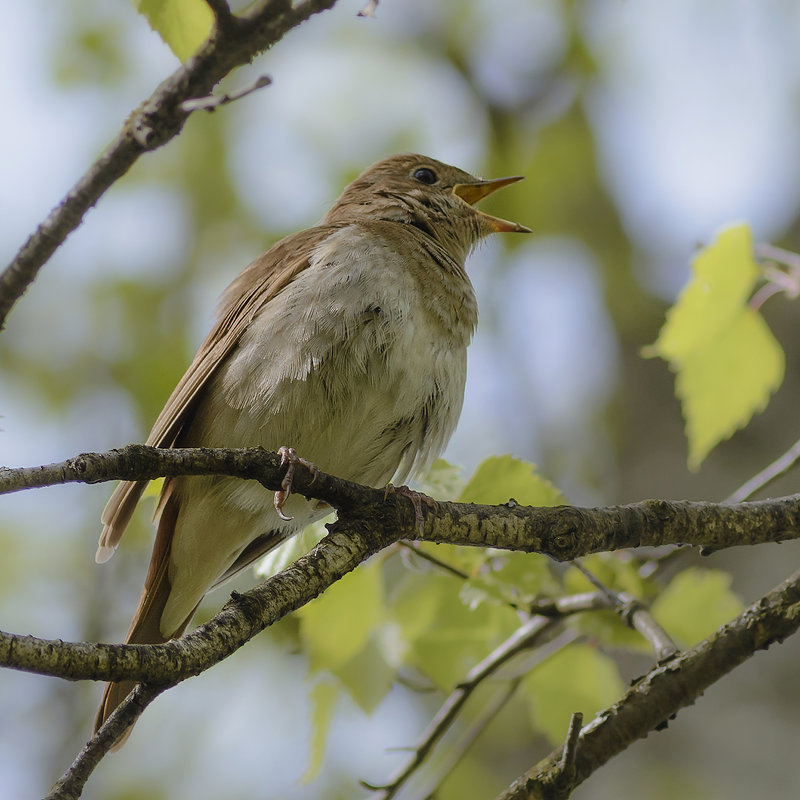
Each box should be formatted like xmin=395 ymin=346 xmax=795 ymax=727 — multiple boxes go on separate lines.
xmin=95 ymin=229 xmax=334 ymax=563
xmin=93 ymin=229 xmax=335 ymax=736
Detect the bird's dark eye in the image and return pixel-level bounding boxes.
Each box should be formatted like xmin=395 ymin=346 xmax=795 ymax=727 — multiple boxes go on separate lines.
xmin=413 ymin=167 xmax=437 ymax=185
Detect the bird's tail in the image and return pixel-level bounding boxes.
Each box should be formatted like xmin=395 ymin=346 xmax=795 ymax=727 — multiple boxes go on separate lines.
xmin=93 ymin=488 xmax=195 ymax=742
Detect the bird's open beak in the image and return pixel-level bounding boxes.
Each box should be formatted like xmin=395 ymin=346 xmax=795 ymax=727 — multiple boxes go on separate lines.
xmin=452 ymin=176 xmax=531 ymax=233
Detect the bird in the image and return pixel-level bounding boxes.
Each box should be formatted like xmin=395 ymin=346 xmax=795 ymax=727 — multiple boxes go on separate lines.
xmin=93 ymin=153 xmax=530 ymax=735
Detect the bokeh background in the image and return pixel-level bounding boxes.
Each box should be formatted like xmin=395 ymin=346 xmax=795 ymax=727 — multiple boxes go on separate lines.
xmin=3 ymin=0 xmax=800 ymax=797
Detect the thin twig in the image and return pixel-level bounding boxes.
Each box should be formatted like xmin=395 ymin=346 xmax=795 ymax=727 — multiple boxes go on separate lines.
xmin=556 ymin=712 xmax=583 ymax=784
xmin=45 ymin=683 xmax=165 ymax=800
xmin=755 ymin=242 xmax=800 ymax=272
xmin=0 ymin=0 xmax=340 ymax=330
xmin=398 ymin=541 xmax=471 ymax=581
xmin=363 ymin=618 xmax=563 ymax=797
xmin=573 ymin=562 xmax=678 ymax=661
xmin=639 ymin=432 xmax=800 ymax=578
xmin=529 ymin=592 xmax=610 ymax=616
xmin=725 ymin=435 xmax=800 ymax=503
xmin=180 ymin=75 xmax=272 ymax=113
xmin=749 ymin=281 xmax=786 ymax=310
xmin=415 ymin=679 xmax=523 ymax=799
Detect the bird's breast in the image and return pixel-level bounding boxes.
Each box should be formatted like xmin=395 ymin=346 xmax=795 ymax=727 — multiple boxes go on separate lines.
xmin=193 ymin=224 xmax=476 ymax=487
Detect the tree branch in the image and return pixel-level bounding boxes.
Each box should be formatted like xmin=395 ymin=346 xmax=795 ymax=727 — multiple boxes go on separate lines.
xmin=495 ymin=567 xmax=800 ymax=800
xmin=3 ymin=447 xmax=800 ymax=564
xmin=364 ymin=618 xmax=568 ymax=798
xmin=572 ymin=561 xmax=678 ymax=661
xmin=45 ymin=683 xmax=165 ymax=800
xmin=3 ymin=444 xmax=800 ymax=796
xmin=0 ymin=518 xmax=384 ymax=683
xmin=0 ymin=0 xmax=340 ymax=330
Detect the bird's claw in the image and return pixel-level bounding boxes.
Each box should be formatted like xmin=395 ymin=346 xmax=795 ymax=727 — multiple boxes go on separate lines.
xmin=274 ymin=446 xmax=318 ymax=521
xmin=384 ymin=484 xmax=437 ymax=532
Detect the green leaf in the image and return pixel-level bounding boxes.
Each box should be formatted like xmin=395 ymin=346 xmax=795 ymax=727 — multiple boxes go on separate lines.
xmin=646 ymin=224 xmax=785 ymax=468
xmin=391 ymin=572 xmax=518 ymax=689
xmin=298 ymin=560 xmax=383 ymax=671
xmin=328 ymin=634 xmax=396 ymax=714
xmin=302 ymin=679 xmax=339 ymax=784
xmin=677 ymin=307 xmax=784 ymax=469
xmin=460 ymin=455 xmax=567 ymax=507
xmin=255 ymin=519 xmax=330 ymax=578
xmin=651 ymin=568 xmax=743 ymax=646
xmin=648 ymin=224 xmax=759 ymax=364
xmin=415 ymin=457 xmax=466 ymax=499
xmin=523 ymin=643 xmax=623 ymax=744
xmin=459 ymin=552 xmax=557 ymax=610
xmin=135 ymin=0 xmax=213 ymax=62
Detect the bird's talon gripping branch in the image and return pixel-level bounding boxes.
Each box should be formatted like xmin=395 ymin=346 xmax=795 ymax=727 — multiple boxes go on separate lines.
xmin=274 ymin=446 xmax=319 ymax=521
xmin=384 ymin=484 xmax=437 ymax=531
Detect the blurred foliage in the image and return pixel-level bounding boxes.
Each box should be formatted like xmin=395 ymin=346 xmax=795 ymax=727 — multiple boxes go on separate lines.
xmin=523 ymin=642 xmax=624 ymax=745
xmin=289 ymin=456 xmax=743 ymax=776
xmin=4 ymin=1 xmax=800 ymax=799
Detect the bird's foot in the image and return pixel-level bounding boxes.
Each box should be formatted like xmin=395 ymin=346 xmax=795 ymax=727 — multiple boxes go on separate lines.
xmin=384 ymin=484 xmax=437 ymax=532
xmin=274 ymin=446 xmax=318 ymax=521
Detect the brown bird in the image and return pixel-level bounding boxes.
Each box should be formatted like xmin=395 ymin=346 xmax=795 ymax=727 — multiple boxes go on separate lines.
xmin=93 ymin=153 xmax=529 ymax=735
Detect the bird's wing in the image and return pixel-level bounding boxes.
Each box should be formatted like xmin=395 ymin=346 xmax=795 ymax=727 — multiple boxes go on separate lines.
xmin=96 ymin=226 xmax=338 ymax=563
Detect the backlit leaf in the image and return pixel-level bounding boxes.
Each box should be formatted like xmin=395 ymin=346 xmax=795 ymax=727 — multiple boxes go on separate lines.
xmin=135 ymin=0 xmax=213 ymax=62
xmin=460 ymin=455 xmax=567 ymax=507
xmin=650 ymin=224 xmax=759 ymax=365
xmin=523 ymin=643 xmax=623 ymax=744
xmin=651 ymin=569 xmax=742 ymax=646
xmin=646 ymin=224 xmax=784 ymax=467
xmin=299 ymin=560 xmax=383 ymax=671
xmin=302 ymin=679 xmax=339 ymax=783
xmin=677 ymin=307 xmax=784 ymax=469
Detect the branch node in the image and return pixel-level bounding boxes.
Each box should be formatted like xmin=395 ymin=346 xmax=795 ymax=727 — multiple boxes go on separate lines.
xmin=556 ymin=711 xmax=583 ymax=784
xmin=204 ymin=0 xmax=235 ymax=29
xmin=180 ymin=75 xmax=273 ymax=114
xmin=357 ymin=0 xmax=379 ymax=17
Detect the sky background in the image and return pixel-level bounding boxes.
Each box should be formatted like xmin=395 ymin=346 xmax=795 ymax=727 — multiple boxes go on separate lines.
xmin=3 ymin=1 xmax=800 ymax=798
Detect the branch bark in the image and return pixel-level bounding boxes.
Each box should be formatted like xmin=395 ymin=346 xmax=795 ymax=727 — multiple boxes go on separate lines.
xmin=496 ymin=567 xmax=800 ymax=800
xmin=3 ymin=444 xmax=800 ymax=797
xmin=2 ymin=445 xmax=800 ymax=565
xmin=0 ymin=0 xmax=340 ymax=330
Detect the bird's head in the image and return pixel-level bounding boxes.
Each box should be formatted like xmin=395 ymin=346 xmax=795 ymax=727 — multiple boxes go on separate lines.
xmin=325 ymin=154 xmax=530 ymax=262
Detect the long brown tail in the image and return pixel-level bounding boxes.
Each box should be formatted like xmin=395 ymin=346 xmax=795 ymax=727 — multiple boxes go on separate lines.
xmin=93 ymin=488 xmax=194 ymax=739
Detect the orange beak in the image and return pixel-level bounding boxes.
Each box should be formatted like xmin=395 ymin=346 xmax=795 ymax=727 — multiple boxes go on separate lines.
xmin=452 ymin=175 xmax=531 ymax=233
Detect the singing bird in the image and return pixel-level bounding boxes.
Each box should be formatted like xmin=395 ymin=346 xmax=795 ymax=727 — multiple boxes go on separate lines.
xmin=94 ymin=154 xmax=529 ymax=734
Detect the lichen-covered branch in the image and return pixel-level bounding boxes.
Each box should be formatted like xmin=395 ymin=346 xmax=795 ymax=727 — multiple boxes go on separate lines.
xmin=3 ymin=444 xmax=800 ymax=797
xmin=2 ymin=445 xmax=799 ymax=563
xmin=0 ymin=521 xmax=382 ymax=683
xmin=495 ymin=568 xmax=800 ymax=800
xmin=0 ymin=0 xmax=340 ymax=329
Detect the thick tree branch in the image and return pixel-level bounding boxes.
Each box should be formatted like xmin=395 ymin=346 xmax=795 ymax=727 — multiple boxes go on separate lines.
xmin=3 ymin=444 xmax=800 ymax=796
xmin=0 ymin=0 xmax=340 ymax=330
xmin=496 ymin=567 xmax=800 ymax=800
xmin=2 ymin=445 xmax=800 ymax=563
xmin=0 ymin=519 xmax=383 ymax=683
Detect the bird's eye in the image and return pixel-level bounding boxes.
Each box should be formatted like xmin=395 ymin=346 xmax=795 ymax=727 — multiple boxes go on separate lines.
xmin=413 ymin=167 xmax=438 ymax=185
